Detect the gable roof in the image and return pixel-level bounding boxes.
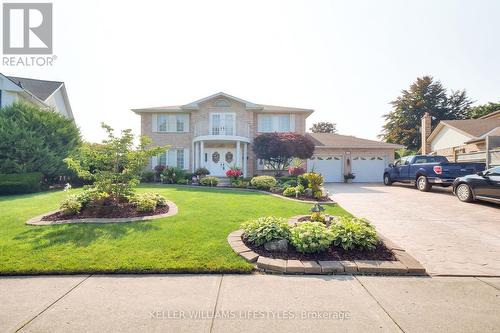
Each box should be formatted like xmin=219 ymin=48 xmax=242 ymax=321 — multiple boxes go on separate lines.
xmin=7 ymin=76 xmax=63 ymax=101
xmin=307 ymin=133 xmax=403 ymax=149
xmin=427 ymin=118 xmax=500 ymax=143
xmin=480 ymin=110 xmax=500 ymax=119
xmin=132 ymin=92 xmax=314 ymax=114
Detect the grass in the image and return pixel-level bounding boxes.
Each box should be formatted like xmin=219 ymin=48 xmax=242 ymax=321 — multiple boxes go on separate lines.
xmin=0 ymin=185 xmax=351 ymax=274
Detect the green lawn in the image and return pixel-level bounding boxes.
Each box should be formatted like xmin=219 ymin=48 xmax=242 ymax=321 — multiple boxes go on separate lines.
xmin=0 ymin=185 xmax=350 ymax=274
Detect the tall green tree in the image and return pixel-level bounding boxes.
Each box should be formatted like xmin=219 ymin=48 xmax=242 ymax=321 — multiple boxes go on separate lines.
xmin=466 ymin=102 xmax=500 ymax=119
xmin=380 ymin=76 xmax=473 ymax=151
xmin=310 ymin=122 xmax=337 ymax=133
xmin=0 ymin=102 xmax=81 ymax=179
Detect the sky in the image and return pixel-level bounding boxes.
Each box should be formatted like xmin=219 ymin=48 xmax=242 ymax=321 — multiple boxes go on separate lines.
xmin=1 ymin=0 xmax=499 ymax=142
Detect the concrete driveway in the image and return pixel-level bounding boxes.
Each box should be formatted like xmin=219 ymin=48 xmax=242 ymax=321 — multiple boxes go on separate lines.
xmin=326 ymin=183 xmax=500 ymax=276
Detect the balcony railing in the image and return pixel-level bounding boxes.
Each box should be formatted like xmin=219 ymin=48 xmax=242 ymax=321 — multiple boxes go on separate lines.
xmin=194 ymin=121 xmax=251 ymax=138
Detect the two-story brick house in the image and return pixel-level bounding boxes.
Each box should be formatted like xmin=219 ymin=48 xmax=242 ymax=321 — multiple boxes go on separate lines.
xmin=132 ymin=92 xmax=401 ymax=182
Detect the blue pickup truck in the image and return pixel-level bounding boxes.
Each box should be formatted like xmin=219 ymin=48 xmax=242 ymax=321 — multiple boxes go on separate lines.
xmin=383 ymin=155 xmax=485 ymax=192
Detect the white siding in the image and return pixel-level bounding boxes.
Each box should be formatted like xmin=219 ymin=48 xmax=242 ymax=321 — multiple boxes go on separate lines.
xmin=431 ymin=127 xmax=472 ymax=151
xmin=45 ymin=89 xmax=69 ymax=118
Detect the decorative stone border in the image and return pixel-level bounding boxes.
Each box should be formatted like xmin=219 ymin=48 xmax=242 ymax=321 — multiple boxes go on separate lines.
xmin=26 ymin=201 xmax=178 ymax=226
xmin=228 ymin=218 xmax=426 ymax=276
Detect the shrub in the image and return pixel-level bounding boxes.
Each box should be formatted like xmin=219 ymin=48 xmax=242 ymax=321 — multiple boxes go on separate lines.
xmin=282 ymin=184 xmax=305 ymax=197
xmin=195 ymin=167 xmax=210 ymax=177
xmin=60 ymin=195 xmax=82 ymax=216
xmin=288 ymin=166 xmax=305 ymax=176
xmin=252 ymin=133 xmax=315 ymax=171
xmin=290 ymin=222 xmax=332 ymax=253
xmin=140 ymin=171 xmax=155 ymax=183
xmin=302 ymin=172 xmax=324 ymax=199
xmin=154 ymin=165 xmax=165 ymax=178
xmin=200 ymin=176 xmax=219 ymax=186
xmin=76 ymin=187 xmax=109 ymax=207
xmin=297 ymin=174 xmax=309 ymax=188
xmin=310 ymin=212 xmax=326 ymax=223
xmin=176 ymin=178 xmax=188 ymax=185
xmin=231 ymin=179 xmax=249 ymax=188
xmin=241 ymin=216 xmax=290 ymax=246
xmin=64 ymin=123 xmax=167 ymax=201
xmin=0 ymin=172 xmax=43 ymax=195
xmin=132 ymin=192 xmax=167 ymax=212
xmin=162 ymin=166 xmax=185 ymax=184
xmin=330 ymin=217 xmax=378 ymax=251
xmin=250 ymin=176 xmax=277 ymax=190
xmin=0 ymin=102 xmax=81 ymax=179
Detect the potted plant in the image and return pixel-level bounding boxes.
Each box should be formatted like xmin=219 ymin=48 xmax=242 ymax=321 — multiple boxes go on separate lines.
xmin=344 ymin=172 xmax=355 ymax=183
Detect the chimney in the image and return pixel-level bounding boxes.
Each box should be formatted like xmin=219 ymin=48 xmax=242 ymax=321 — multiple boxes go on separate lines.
xmin=421 ymin=112 xmax=432 ymax=154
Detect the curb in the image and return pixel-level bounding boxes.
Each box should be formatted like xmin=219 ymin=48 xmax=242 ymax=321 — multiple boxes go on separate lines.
xmin=26 ymin=201 xmax=178 ymax=226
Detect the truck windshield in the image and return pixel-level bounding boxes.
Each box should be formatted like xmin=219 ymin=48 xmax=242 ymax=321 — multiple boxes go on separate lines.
xmin=413 ymin=156 xmax=449 ymax=163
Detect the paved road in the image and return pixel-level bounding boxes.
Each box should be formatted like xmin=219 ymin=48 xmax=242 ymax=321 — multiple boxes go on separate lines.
xmin=326 ymin=183 xmax=500 ymax=276
xmin=1 ymin=274 xmax=499 ymax=333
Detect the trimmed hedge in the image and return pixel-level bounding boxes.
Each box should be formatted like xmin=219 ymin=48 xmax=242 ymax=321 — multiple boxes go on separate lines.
xmin=0 ymin=173 xmax=43 ymax=195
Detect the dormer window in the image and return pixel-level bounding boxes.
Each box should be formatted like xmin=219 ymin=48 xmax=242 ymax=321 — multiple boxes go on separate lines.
xmin=214 ymin=98 xmax=230 ymax=107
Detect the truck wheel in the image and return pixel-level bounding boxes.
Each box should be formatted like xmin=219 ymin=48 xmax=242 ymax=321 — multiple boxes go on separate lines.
xmin=416 ymin=176 xmax=431 ymax=192
xmin=456 ymin=184 xmax=473 ymax=202
xmin=383 ymin=174 xmax=392 ymax=186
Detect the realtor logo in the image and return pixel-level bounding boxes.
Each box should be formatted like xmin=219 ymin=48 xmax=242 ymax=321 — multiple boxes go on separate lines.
xmin=2 ymin=3 xmax=53 ymax=54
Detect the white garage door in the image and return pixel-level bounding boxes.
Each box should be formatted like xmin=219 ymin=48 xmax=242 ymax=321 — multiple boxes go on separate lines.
xmin=351 ymin=156 xmax=386 ymax=183
xmin=307 ymin=156 xmax=343 ymax=182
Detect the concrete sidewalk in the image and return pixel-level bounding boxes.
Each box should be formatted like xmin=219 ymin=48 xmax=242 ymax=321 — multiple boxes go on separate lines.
xmin=1 ymin=274 xmax=499 ymax=333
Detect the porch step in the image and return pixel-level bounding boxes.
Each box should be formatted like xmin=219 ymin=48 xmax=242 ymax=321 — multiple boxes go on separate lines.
xmin=216 ymin=177 xmax=232 ymax=187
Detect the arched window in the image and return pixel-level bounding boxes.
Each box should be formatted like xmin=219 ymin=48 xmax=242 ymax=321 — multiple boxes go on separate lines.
xmin=214 ymin=99 xmax=230 ymax=107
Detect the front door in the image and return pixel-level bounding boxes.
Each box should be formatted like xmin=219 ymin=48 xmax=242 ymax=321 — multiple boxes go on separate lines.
xmin=204 ymin=148 xmax=236 ymax=177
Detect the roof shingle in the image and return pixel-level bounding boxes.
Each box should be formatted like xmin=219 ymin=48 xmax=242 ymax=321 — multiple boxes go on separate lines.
xmin=441 ymin=119 xmax=500 ymax=137
xmin=7 ymin=76 xmax=63 ymax=101
xmin=306 ymin=133 xmax=402 ymax=149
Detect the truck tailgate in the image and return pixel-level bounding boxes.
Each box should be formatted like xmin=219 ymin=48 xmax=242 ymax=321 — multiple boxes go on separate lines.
xmin=441 ymin=163 xmax=484 ymax=178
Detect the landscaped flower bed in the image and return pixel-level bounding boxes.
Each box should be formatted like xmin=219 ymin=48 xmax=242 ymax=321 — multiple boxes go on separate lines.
xmin=228 ymin=203 xmax=426 ymax=275
xmin=30 ymin=124 xmax=175 ymax=225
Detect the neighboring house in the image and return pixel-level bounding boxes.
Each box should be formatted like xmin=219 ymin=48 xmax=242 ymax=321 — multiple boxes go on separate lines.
xmin=132 ymin=92 xmax=401 ymax=182
xmin=0 ymin=73 xmax=74 ymax=120
xmin=421 ymin=111 xmax=500 ymax=166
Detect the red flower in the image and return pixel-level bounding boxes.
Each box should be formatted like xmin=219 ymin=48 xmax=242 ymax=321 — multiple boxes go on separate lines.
xmin=226 ymin=169 xmax=242 ymax=178
xmin=288 ymin=166 xmax=305 ymax=176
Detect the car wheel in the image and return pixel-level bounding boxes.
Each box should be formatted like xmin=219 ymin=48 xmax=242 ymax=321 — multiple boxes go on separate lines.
xmin=417 ymin=176 xmax=431 ymax=192
xmin=456 ymin=183 xmax=473 ymax=202
xmin=383 ymin=174 xmax=392 ymax=186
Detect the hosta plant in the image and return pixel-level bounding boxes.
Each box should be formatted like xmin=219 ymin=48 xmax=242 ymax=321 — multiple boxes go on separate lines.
xmin=290 ymin=222 xmax=332 ymax=253
xmin=330 ymin=217 xmax=378 ymax=251
xmin=241 ymin=216 xmax=290 ymax=246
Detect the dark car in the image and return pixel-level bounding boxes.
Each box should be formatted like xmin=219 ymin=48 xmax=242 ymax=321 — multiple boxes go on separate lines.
xmin=452 ymin=166 xmax=500 ymax=204
xmin=383 ymin=155 xmax=485 ymax=192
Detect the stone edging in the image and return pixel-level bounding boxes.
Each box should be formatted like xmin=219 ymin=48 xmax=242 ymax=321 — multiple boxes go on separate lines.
xmin=228 ymin=216 xmax=426 ymax=276
xmin=26 ymin=201 xmax=178 ymax=226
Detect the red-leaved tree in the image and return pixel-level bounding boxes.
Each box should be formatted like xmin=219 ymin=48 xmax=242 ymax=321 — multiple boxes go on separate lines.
xmin=252 ymin=133 xmax=315 ymax=171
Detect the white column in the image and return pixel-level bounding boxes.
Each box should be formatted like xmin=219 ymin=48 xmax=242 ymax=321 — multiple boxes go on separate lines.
xmin=243 ymin=143 xmax=248 ymax=177
xmin=236 ymin=141 xmax=241 ymax=168
xmin=192 ymin=141 xmax=195 ymax=172
xmin=194 ymin=142 xmax=199 ymax=170
xmin=200 ymin=141 xmax=205 ymax=167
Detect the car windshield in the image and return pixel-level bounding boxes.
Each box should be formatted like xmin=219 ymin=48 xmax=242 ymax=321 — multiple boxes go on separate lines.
xmin=486 ymin=166 xmax=500 ymax=176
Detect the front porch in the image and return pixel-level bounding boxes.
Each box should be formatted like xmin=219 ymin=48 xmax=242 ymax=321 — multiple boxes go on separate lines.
xmin=193 ymin=138 xmax=250 ymax=177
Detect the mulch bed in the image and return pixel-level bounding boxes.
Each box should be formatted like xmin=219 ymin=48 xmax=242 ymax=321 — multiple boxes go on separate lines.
xmin=268 ymin=190 xmax=333 ymax=202
xmin=242 ymin=237 xmax=396 ymax=261
xmin=41 ymin=202 xmax=169 ymax=221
